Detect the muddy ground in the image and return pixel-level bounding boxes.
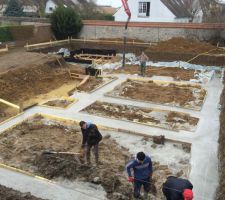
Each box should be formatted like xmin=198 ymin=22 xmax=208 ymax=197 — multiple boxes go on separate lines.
xmin=82 ymin=101 xmax=199 ymax=132
xmin=112 ymin=65 xmax=196 ymax=81
xmin=217 ymin=85 xmax=225 ymax=200
xmin=44 ymin=99 xmax=75 ymax=108
xmin=106 ymin=79 xmax=206 ymax=110
xmin=77 ymin=77 xmax=114 ymax=93
xmin=0 ymin=116 xmax=190 ymax=200
xmin=0 ymin=185 xmax=46 ymax=200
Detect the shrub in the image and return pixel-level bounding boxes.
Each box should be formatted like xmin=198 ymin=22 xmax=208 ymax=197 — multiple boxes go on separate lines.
xmin=50 ymin=6 xmax=82 ymax=40
xmin=0 ymin=26 xmax=13 ymax=42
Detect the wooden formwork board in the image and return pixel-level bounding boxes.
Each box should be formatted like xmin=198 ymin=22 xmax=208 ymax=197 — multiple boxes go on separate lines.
xmin=0 ymin=112 xmax=24 ymax=127
xmin=0 ymin=45 xmax=8 ymax=53
xmin=0 ymin=99 xmax=20 ymax=110
xmin=105 ymin=78 xmax=207 ymax=111
xmin=76 ymin=76 xmax=118 ymax=94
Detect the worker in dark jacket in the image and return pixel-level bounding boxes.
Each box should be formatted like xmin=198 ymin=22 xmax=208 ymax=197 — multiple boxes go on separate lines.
xmin=162 ymin=176 xmax=194 ymax=200
xmin=79 ymin=121 xmax=102 ymax=165
xmin=126 ymin=152 xmax=153 ymax=199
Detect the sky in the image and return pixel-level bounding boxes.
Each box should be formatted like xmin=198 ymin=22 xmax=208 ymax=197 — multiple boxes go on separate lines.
xmin=96 ymin=0 xmax=122 ymax=7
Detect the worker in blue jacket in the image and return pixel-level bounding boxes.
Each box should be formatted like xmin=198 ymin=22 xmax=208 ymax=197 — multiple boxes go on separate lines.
xmin=126 ymin=152 xmax=153 ymax=199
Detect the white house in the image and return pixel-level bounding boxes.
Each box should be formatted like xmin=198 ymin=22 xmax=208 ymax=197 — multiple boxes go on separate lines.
xmin=114 ymin=0 xmax=191 ymax=22
xmin=45 ymin=0 xmax=57 ymax=14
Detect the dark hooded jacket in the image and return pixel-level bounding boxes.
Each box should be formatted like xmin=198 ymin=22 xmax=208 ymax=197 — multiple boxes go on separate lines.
xmin=162 ymin=176 xmax=193 ymax=200
xmin=81 ymin=123 xmax=102 ymax=146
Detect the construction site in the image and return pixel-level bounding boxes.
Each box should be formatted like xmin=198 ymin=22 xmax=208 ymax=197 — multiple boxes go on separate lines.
xmin=0 ymin=33 xmax=225 ymax=200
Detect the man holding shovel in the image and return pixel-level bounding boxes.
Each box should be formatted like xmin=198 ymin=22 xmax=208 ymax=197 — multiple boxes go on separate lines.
xmin=79 ymin=121 xmax=102 ymax=165
xmin=126 ymin=152 xmax=153 ymax=199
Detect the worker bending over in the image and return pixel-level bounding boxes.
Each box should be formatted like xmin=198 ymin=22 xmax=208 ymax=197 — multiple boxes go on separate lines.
xmin=162 ymin=176 xmax=194 ymax=200
xmin=126 ymin=152 xmax=153 ymax=199
xmin=79 ymin=121 xmax=102 ymax=165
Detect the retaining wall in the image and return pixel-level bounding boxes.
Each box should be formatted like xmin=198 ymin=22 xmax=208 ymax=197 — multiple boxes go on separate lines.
xmin=80 ymin=20 xmax=225 ymax=42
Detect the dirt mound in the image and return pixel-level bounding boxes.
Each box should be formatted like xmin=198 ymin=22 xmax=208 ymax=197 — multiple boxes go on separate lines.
xmin=148 ymin=37 xmax=224 ymax=54
xmin=0 ymin=58 xmax=70 ymax=104
xmin=0 ymin=185 xmax=46 ymax=200
xmin=217 ymin=86 xmax=225 ymax=200
xmin=34 ymin=139 xmax=134 ymax=200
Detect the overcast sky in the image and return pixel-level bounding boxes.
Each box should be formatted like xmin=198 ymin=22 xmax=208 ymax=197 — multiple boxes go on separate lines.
xmin=96 ymin=0 xmax=122 ymax=7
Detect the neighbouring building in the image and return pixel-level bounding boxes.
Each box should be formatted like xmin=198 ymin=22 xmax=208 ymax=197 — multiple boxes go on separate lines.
xmin=114 ymin=0 xmax=192 ymax=22
xmin=0 ymin=0 xmax=76 ymax=16
xmin=97 ymin=5 xmax=117 ymax=15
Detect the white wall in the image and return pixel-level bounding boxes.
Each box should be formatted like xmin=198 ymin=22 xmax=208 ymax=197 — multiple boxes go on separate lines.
xmin=45 ymin=0 xmax=57 ymax=14
xmin=114 ymin=0 xmax=177 ymax=22
xmin=23 ymin=6 xmax=38 ymax=13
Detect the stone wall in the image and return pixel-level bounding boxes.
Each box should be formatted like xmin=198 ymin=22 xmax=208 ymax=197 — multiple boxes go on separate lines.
xmin=80 ymin=20 xmax=225 ymax=42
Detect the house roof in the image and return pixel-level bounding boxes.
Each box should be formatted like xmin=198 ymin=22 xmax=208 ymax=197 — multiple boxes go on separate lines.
xmin=160 ymin=0 xmax=193 ymax=18
xmin=0 ymin=0 xmax=76 ymax=7
xmin=97 ymin=5 xmax=117 ymax=15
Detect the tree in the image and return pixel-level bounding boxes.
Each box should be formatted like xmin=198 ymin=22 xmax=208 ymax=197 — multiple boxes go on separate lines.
xmin=50 ymin=6 xmax=82 ymax=40
xmin=3 ymin=0 xmax=25 ymax=17
xmin=199 ymin=0 xmax=225 ymax=23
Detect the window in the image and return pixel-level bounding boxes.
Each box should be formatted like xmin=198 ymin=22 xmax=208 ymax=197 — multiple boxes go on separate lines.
xmin=138 ymin=2 xmax=150 ymax=17
xmin=49 ymin=7 xmax=53 ymax=11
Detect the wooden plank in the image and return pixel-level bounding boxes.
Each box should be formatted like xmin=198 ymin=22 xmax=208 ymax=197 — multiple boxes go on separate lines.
xmin=77 ymin=75 xmax=90 ymax=88
xmin=0 ymin=99 xmax=20 ymax=110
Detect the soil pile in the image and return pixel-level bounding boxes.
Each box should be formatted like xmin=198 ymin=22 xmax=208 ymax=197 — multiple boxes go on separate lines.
xmin=0 ymin=58 xmax=71 ymax=104
xmin=0 ymin=116 xmax=175 ymax=199
xmin=82 ymin=101 xmax=199 ymax=132
xmin=217 ymin=86 xmax=225 ymax=200
xmin=0 ymin=185 xmax=47 ymax=200
xmin=107 ymin=79 xmax=206 ymax=110
xmin=113 ymin=65 xmax=196 ymax=81
xmin=148 ymin=37 xmax=224 ymax=54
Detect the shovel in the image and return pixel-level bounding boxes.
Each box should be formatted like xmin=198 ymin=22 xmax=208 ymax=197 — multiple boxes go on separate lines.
xmin=42 ymin=150 xmax=81 ymax=155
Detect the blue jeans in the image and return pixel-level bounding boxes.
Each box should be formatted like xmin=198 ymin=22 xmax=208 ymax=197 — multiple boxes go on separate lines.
xmin=134 ymin=177 xmax=151 ymax=198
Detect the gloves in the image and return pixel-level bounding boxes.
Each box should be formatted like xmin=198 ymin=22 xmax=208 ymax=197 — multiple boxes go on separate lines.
xmin=128 ymin=176 xmax=134 ymax=182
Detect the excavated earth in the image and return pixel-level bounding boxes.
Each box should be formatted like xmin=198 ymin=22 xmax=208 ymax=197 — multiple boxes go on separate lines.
xmin=44 ymin=99 xmax=74 ymax=108
xmin=112 ymin=65 xmax=196 ymax=81
xmin=148 ymin=37 xmax=225 ymax=54
xmin=82 ymin=101 xmax=199 ymax=132
xmin=217 ymin=85 xmax=225 ymax=200
xmin=0 ymin=116 xmax=189 ymax=200
xmin=0 ymin=185 xmax=46 ymax=200
xmin=106 ymin=79 xmax=206 ymax=110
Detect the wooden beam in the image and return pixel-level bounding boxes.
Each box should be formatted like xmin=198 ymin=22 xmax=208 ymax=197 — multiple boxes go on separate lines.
xmin=0 ymin=99 xmax=20 ymax=110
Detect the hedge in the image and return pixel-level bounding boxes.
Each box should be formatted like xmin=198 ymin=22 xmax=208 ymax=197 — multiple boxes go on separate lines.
xmin=0 ymin=25 xmax=34 ymax=42
xmin=0 ymin=26 xmax=13 ymax=42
